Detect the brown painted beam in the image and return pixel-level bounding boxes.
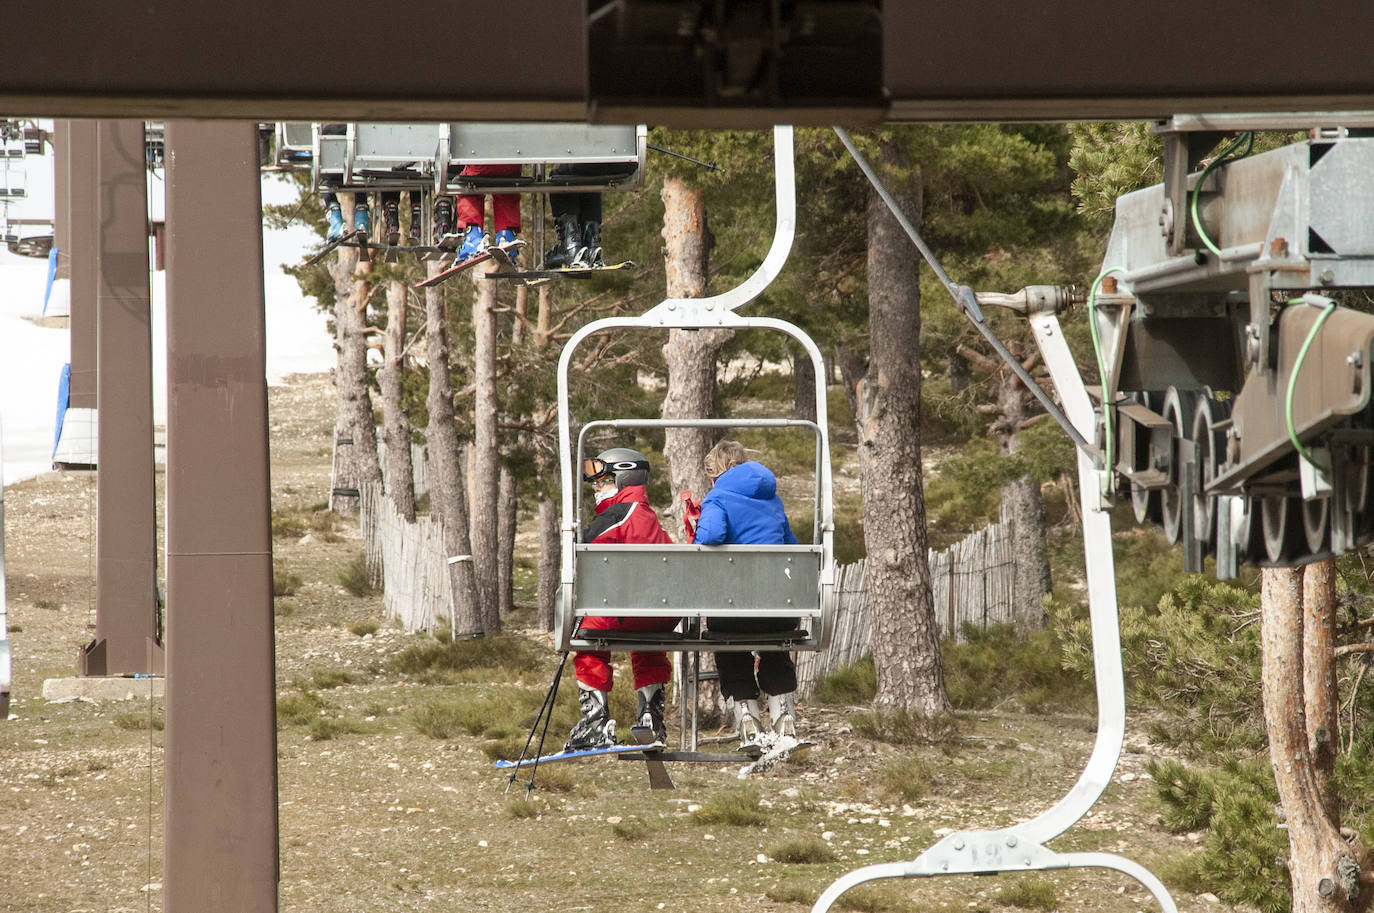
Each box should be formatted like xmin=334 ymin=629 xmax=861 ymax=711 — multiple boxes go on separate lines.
xmin=163 ymin=119 xmax=278 ymax=913
xmin=67 ymin=120 xmax=97 ymax=409
xmin=53 ymin=120 xmax=70 ymax=282
xmin=81 ymin=119 xmax=163 ymax=677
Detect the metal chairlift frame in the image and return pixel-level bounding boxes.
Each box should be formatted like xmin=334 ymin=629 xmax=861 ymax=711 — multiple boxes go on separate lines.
xmin=552 ymin=126 xmax=838 ymax=737
xmin=0 ymin=408 xmax=10 ymax=720
xmin=810 ymin=135 xmax=1177 ymax=913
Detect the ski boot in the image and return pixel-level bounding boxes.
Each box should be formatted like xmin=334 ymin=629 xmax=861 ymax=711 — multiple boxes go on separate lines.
xmin=734 ymin=698 xmax=766 ymax=752
xmin=494 ymin=228 xmax=520 ymax=267
xmin=565 ymin=685 xmax=616 ymax=752
xmin=325 ymin=203 xmax=345 ymax=241
xmin=456 ymin=224 xmax=488 ymax=261
xmin=544 ymin=213 xmax=581 ymax=269
xmin=635 ymin=682 xmax=667 ymax=746
xmin=433 ymin=198 xmax=455 ymax=242
xmin=408 ymin=204 xmax=423 ymax=245
xmin=353 ymin=202 xmax=371 ymax=235
xmin=383 ymin=200 xmax=401 ymax=246
xmin=767 ymin=692 xmax=797 ymax=739
xmin=574 ymin=220 xmax=604 ymax=269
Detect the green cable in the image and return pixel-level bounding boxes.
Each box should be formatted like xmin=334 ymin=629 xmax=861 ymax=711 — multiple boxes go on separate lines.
xmin=1190 ymin=132 xmax=1253 ymax=257
xmin=1286 ymin=297 xmax=1336 ymax=466
xmin=1088 ymin=266 xmax=1127 ymax=479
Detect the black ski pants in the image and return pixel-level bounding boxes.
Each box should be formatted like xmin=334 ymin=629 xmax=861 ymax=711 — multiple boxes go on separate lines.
xmin=708 ymin=616 xmax=798 ymax=701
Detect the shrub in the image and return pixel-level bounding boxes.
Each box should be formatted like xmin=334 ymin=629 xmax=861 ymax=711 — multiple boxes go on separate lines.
xmin=999 ymin=877 xmax=1058 ymax=911
xmin=849 ymin=709 xmax=961 ymax=749
xmin=877 ymin=755 xmax=931 ymax=803
xmin=942 ymin=624 xmax=1089 ymax=714
xmin=270 ymin=511 xmax=307 ymax=539
xmin=277 ymin=690 xmax=326 ymax=726
xmin=812 ymin=654 xmax=876 ymax=706
xmin=308 ymin=716 xmax=365 ymax=741
xmin=390 ymin=636 xmax=546 ymax=682
xmin=507 ymin=800 xmax=541 ymax=820
xmin=273 ymin=563 xmax=303 ymax=597
xmin=6 ymin=624 xmax=21 ymax=633
xmin=691 ymin=787 xmax=769 ymax=827
xmin=310 ymin=669 xmax=353 ymax=690
xmin=34 ymin=599 xmax=58 ymax=610
xmin=769 ymin=836 xmax=836 ymax=864
xmin=611 ymin=818 xmax=652 ymax=840
xmin=347 ymin=620 xmax=380 ymax=637
xmin=113 ymin=711 xmax=164 ymax=731
xmin=338 ymin=554 xmax=378 ymax=598
xmin=765 ymin=884 xmax=815 ymax=906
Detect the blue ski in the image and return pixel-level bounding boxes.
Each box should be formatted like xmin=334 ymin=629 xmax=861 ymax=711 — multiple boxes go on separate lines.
xmin=496 ymin=740 xmax=664 ymax=770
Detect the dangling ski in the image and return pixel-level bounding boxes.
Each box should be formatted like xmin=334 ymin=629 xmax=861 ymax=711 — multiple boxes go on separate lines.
xmin=482 ymin=260 xmax=636 ymax=287
xmin=495 ymin=739 xmax=662 ymax=770
xmin=421 ymin=231 xmax=463 ymax=262
xmin=302 ymin=229 xmax=364 ymax=267
xmin=414 ymin=240 xmax=526 ymax=289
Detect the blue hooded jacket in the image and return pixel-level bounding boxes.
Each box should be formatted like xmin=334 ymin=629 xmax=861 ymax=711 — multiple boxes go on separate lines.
xmin=695 ymin=461 xmax=798 ymax=546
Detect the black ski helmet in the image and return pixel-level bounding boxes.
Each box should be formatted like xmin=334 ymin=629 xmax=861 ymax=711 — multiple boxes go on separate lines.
xmin=583 ymin=447 xmax=651 ymax=490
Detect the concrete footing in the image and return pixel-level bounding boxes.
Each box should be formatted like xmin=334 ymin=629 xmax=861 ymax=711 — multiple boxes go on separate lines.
xmin=42 ymin=675 xmax=164 ymax=701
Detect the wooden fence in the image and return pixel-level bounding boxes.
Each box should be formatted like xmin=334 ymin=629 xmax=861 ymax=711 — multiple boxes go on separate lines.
xmin=360 ymin=483 xmax=451 ymax=635
xmin=794 ymin=505 xmax=1017 ymax=698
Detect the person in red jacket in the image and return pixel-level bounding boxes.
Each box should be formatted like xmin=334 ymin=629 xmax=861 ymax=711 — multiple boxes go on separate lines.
xmin=565 ymin=447 xmax=678 ymax=751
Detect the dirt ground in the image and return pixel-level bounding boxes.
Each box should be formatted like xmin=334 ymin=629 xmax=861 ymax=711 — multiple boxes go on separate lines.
xmin=1 ymin=373 xmax=1235 ymax=913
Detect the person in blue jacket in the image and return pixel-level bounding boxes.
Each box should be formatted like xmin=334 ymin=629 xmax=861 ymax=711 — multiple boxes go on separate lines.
xmin=696 ymin=439 xmax=800 ymax=749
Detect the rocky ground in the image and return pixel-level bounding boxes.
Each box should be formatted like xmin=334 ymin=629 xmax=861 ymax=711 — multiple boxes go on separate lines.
xmin=1 ymin=373 xmax=1234 ymax=913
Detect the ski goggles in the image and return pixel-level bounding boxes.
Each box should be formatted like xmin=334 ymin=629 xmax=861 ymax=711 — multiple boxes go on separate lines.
xmin=582 ymin=457 xmax=649 ymax=483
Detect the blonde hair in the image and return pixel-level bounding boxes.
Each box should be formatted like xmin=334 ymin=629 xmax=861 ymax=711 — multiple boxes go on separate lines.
xmin=704 ymin=439 xmax=747 ymax=479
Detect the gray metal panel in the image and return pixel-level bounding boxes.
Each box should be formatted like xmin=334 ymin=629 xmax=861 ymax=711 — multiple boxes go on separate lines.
xmin=355 ymin=123 xmax=442 ymax=160
xmin=1309 ymin=141 xmax=1374 ymax=256
xmin=448 ymin=123 xmax=638 ymax=163
xmin=574 ymin=545 xmax=822 ymax=617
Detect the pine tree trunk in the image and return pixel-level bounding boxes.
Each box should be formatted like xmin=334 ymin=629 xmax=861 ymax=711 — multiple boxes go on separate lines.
xmin=498 ymin=464 xmax=516 ymax=616
xmin=792 ymin=348 xmax=817 ymax=421
xmin=1260 ymin=564 xmax=1370 ymax=913
xmin=330 ymin=195 xmax=382 ymax=516
xmin=422 ymin=262 xmax=481 ymax=636
xmin=536 ymin=494 xmax=557 ymax=631
xmin=860 ymin=145 xmax=948 ymax=714
xmin=379 ymin=278 xmax=415 ymax=522
xmin=1002 ymin=473 xmax=1050 ymax=628
xmin=660 ymin=176 xmax=729 ymax=536
xmin=1303 ymin=560 xmax=1340 ymax=819
xmin=470 ymin=263 xmax=501 ymax=632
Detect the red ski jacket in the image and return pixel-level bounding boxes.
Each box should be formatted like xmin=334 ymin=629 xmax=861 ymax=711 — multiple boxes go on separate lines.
xmin=580 ymin=485 xmax=672 ymax=545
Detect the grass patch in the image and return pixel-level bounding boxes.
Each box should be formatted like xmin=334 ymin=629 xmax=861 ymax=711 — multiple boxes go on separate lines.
xmin=835 ymin=884 xmax=915 ymax=912
xmin=112 ymin=711 xmax=163 ymax=731
xmin=528 ymin=764 xmax=576 ymax=794
xmin=769 ymin=836 xmax=836 ymax=864
xmin=308 ymin=716 xmax=366 ymax=741
xmin=813 ymin=654 xmax=876 ymax=705
xmin=877 ymin=755 xmax=932 ymax=803
xmin=849 ymin=709 xmax=961 ymax=749
xmin=507 ymin=799 xmax=542 ymax=820
xmin=34 ymin=598 xmax=58 ymax=610
xmin=271 ymin=511 xmax=307 ymax=539
xmin=6 ymin=624 xmax=21 ymax=633
xmin=1152 ymin=850 xmax=1209 ymax=896
xmin=277 ymin=690 xmax=327 ymax=726
xmin=611 ymin=818 xmax=653 ymax=840
xmin=999 ymin=876 xmax=1058 ymax=911
xmin=310 ymin=669 xmax=353 ymax=690
xmin=338 ymin=554 xmax=378 ymax=598
xmin=347 ymin=620 xmax=380 ymax=637
xmin=691 ymin=787 xmax=769 ymax=827
xmin=765 ymin=884 xmax=816 ymax=906
xmin=390 ymin=635 xmax=547 ymax=683
xmin=273 ymin=562 xmax=303 ymax=597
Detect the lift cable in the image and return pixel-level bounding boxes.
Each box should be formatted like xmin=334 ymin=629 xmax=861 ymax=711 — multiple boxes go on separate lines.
xmin=832 ymin=127 xmax=1092 ymax=454
xmin=646 ymin=144 xmax=723 ymax=173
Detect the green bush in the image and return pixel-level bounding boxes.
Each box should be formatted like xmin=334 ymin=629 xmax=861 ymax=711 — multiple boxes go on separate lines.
xmin=812 ymin=654 xmax=876 ymax=705
xmin=1149 ymin=757 xmax=1289 ymax=913
xmin=769 ymin=836 xmax=836 ymax=864
xmin=308 ymin=716 xmax=365 ymax=741
xmin=270 ymin=511 xmax=307 ymax=539
xmin=611 ymin=818 xmax=653 ymax=840
xmin=765 ymin=884 xmax=816 ymax=906
xmin=113 ymin=711 xmax=164 ymax=731
xmin=877 ymin=755 xmax=931 ymax=803
xmin=338 ymin=554 xmax=378 ymax=598
xmin=273 ymin=563 xmax=303 ymax=597
xmin=310 ymin=669 xmax=353 ymax=690
xmin=347 ymin=620 xmax=380 ymax=637
xmin=691 ymin=787 xmax=769 ymax=827
xmin=506 ymin=800 xmax=542 ymax=820
xmin=277 ymin=690 xmax=326 ymax=726
xmin=942 ymin=624 xmax=1089 ymax=714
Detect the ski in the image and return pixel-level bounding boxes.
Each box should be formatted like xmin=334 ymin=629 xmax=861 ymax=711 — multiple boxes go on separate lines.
xmin=422 ymin=232 xmax=462 ymax=262
xmin=495 ymin=739 xmax=662 ymax=770
xmin=302 ymin=229 xmax=364 ymax=267
xmin=738 ymin=736 xmax=814 ymax=777
xmin=482 ymin=260 xmax=636 ymax=287
xmin=414 ymin=240 xmax=526 ymax=289
xmin=631 ymin=725 xmax=674 ymax=790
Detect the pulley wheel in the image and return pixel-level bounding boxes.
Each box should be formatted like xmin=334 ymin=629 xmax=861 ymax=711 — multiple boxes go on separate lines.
xmin=1160 ymin=387 xmax=1196 ymax=545
xmin=1189 ymin=398 xmax=1225 ymax=549
xmin=1232 ymin=496 xmax=1263 ymax=565
xmin=1302 ymin=496 xmax=1330 ymax=556
xmin=1261 ymin=496 xmax=1304 ymax=565
xmin=1128 ymin=391 xmax=1161 ymax=525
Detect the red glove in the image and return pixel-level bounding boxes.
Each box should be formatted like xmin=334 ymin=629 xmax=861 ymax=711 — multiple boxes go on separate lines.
xmin=680 ymin=490 xmax=702 ymax=543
